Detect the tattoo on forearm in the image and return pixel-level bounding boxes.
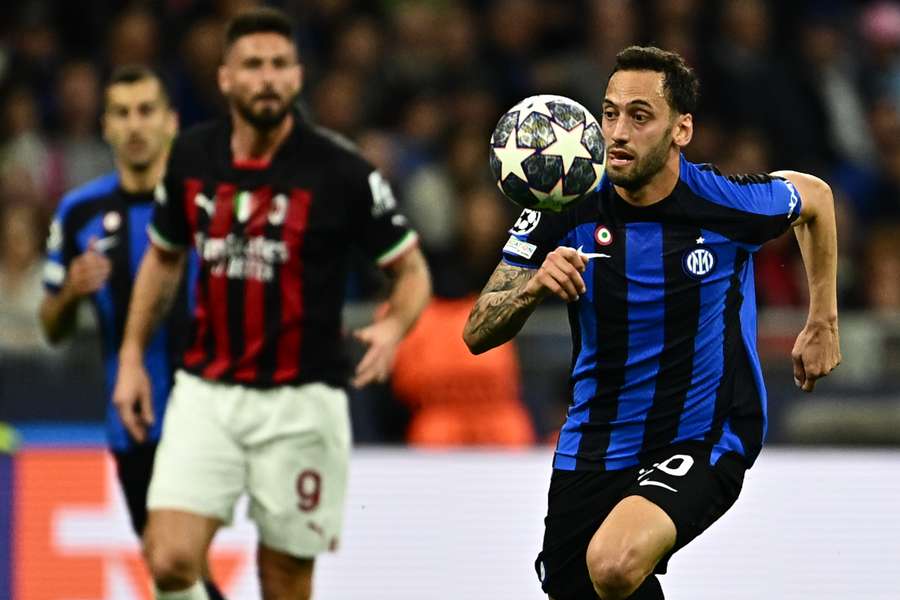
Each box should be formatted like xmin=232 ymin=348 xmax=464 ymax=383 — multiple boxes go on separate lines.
xmin=464 ymin=263 xmax=538 ymax=352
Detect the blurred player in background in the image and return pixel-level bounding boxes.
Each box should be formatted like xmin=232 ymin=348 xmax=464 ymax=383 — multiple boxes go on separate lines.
xmin=113 ymin=8 xmax=431 ymax=600
xmin=464 ymin=46 xmax=841 ymax=600
xmin=38 ymin=67 xmax=225 ymax=599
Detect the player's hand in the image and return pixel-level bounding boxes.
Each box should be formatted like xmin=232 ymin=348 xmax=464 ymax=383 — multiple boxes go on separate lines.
xmin=112 ymin=358 xmax=155 ymax=442
xmin=64 ymin=237 xmax=112 ymax=297
xmin=352 ymin=317 xmax=405 ymax=388
xmin=524 ymin=246 xmax=588 ymax=303
xmin=791 ymin=320 xmax=841 ymax=393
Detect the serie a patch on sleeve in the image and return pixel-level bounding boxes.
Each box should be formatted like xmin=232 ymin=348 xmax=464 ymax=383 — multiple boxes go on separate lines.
xmin=503 ymin=235 xmax=537 ymax=259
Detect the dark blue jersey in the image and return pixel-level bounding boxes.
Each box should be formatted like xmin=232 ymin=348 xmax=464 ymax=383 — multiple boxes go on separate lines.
xmin=502 ymin=157 xmax=802 ymax=471
xmin=43 ymin=172 xmax=197 ymax=451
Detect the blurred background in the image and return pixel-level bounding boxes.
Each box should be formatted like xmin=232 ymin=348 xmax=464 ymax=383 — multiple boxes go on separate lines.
xmin=0 ymin=0 xmax=898 ymax=598
xmin=1 ymin=0 xmax=898 ymax=447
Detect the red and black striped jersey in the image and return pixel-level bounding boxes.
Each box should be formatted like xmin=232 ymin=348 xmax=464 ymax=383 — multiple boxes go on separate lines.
xmin=149 ymin=115 xmax=418 ymax=387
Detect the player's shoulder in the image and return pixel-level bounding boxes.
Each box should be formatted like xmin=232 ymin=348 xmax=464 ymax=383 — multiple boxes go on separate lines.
xmin=171 ymin=119 xmax=223 ymax=156
xmin=303 ymin=121 xmax=373 ymax=172
xmin=680 ymin=158 xmax=782 ymax=196
xmin=55 ymin=171 xmax=120 ymax=221
xmin=676 ymin=156 xmax=794 ymax=213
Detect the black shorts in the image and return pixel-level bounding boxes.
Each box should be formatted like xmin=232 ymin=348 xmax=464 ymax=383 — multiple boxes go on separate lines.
xmin=112 ymin=442 xmax=158 ymax=536
xmin=535 ymin=441 xmax=746 ymax=600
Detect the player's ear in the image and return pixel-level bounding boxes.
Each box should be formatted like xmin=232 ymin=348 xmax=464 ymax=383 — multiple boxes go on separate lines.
xmin=165 ymin=108 xmax=179 ymax=139
xmin=100 ymin=108 xmax=111 ymax=144
xmin=673 ymin=113 xmax=693 ymax=149
xmin=218 ymin=64 xmax=230 ymax=96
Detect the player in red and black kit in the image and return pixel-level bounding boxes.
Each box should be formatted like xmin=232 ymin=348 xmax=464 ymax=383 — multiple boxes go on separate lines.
xmin=112 ymin=8 xmax=431 ymax=600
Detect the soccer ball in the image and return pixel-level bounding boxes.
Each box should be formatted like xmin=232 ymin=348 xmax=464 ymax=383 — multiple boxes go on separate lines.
xmin=489 ymin=94 xmax=606 ymax=213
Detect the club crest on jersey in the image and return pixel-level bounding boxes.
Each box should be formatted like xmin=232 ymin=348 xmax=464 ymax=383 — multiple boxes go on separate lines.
xmin=510 ymin=209 xmax=541 ymax=235
xmin=682 ymin=246 xmax=717 ymax=279
xmin=103 ymin=211 xmax=121 ymax=232
xmin=594 ymin=225 xmax=613 ymax=246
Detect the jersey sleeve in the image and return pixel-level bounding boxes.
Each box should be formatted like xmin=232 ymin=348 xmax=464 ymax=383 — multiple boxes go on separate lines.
xmin=148 ymin=139 xmax=190 ymax=251
xmin=41 ymin=207 xmax=75 ymax=293
xmin=350 ymin=163 xmax=419 ymax=267
xmin=685 ymin=166 xmax=803 ymax=248
xmin=500 ymin=208 xmax=570 ymax=269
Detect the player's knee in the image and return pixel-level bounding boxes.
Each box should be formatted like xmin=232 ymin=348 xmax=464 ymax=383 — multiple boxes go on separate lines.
xmin=258 ymin=546 xmax=313 ymax=600
xmin=144 ymin=538 xmax=202 ymax=589
xmin=586 ymin=546 xmax=649 ymax=600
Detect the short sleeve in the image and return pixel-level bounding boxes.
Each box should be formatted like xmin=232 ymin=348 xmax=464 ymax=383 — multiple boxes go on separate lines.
xmin=42 ymin=212 xmax=71 ymax=293
xmin=148 ymin=141 xmax=190 ymax=251
xmin=683 ymin=165 xmax=803 ymax=247
xmin=731 ymin=175 xmax=802 ymax=245
xmin=501 ymin=208 xmax=570 ymax=269
xmin=352 ymin=166 xmax=419 ymax=267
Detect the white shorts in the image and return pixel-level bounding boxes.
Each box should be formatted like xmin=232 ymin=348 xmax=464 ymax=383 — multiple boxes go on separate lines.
xmin=147 ymin=370 xmax=352 ymax=558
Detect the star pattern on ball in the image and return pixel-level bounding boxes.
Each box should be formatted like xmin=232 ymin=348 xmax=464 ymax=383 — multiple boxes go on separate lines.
xmin=530 ymin=178 xmax=579 ymax=205
xmin=494 ymin=130 xmax=535 ymax=182
xmin=592 ymin=162 xmax=605 ymax=187
xmin=515 ymin=97 xmax=554 ymax=126
xmin=541 ymin=121 xmax=593 ymax=174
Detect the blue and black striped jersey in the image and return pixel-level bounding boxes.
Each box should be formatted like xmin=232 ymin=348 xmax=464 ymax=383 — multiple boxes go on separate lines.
xmin=502 ymin=157 xmax=802 ymax=471
xmin=43 ymin=172 xmax=197 ymax=451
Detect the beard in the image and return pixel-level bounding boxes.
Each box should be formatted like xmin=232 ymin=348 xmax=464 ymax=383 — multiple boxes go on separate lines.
xmin=606 ymin=127 xmax=673 ymax=191
xmin=233 ymin=92 xmax=294 ymax=131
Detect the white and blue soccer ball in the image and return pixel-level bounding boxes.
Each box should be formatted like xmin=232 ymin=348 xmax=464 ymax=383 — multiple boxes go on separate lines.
xmin=490 ymin=94 xmax=606 ymax=213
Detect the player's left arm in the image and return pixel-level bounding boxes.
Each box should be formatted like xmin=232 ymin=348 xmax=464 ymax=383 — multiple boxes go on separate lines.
xmin=771 ymin=170 xmax=842 ymax=392
xmin=352 ymin=246 xmax=432 ymax=388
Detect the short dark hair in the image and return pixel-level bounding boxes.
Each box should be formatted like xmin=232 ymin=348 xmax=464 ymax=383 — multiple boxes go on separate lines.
xmin=610 ymin=46 xmax=699 ymax=115
xmin=224 ymin=7 xmax=295 ymax=51
xmin=105 ymin=65 xmax=170 ymax=106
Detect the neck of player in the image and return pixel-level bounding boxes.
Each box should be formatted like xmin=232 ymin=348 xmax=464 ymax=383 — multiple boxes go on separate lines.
xmin=231 ymin=111 xmax=294 ymax=163
xmin=614 ymin=152 xmax=681 ymax=207
xmin=117 ymin=155 xmax=166 ymax=194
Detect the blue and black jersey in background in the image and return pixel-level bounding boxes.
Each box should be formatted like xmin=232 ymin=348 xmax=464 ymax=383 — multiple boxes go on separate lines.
xmin=43 ymin=172 xmax=197 ymax=452
xmin=502 ymin=156 xmax=802 ymax=471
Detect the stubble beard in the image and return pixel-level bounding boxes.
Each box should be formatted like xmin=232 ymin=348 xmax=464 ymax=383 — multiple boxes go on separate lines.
xmin=606 ymin=127 xmax=673 ymax=191
xmin=234 ymin=94 xmax=293 ymax=132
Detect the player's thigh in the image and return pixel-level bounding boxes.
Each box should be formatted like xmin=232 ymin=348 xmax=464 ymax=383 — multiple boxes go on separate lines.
xmin=147 ymin=371 xmax=246 ymax=524
xmin=586 ymin=495 xmax=676 ymax=580
xmin=246 ymin=382 xmax=352 ymax=558
xmin=622 ymin=442 xmax=747 ymax=573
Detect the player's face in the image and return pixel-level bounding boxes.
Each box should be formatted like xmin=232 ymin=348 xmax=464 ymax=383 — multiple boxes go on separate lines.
xmin=219 ymin=33 xmax=302 ymax=131
xmin=103 ymin=79 xmax=176 ymax=172
xmin=601 ymin=70 xmax=680 ymax=191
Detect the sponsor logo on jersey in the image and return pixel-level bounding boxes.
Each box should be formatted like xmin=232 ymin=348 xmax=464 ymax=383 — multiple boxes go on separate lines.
xmin=510 ymin=209 xmax=541 ymax=235
xmin=503 ymin=235 xmax=537 ymax=259
xmin=682 ymin=246 xmax=717 ymax=278
xmin=93 ymin=235 xmax=119 ymax=253
xmin=784 ymin=179 xmax=800 ymax=218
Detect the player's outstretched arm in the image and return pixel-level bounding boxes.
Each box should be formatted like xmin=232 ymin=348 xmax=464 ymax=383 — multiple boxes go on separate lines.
xmin=352 ymin=246 xmax=432 ymax=388
xmin=463 ymin=247 xmax=587 ymax=355
xmin=773 ymin=170 xmax=842 ymax=392
xmin=113 ymin=243 xmax=186 ymax=441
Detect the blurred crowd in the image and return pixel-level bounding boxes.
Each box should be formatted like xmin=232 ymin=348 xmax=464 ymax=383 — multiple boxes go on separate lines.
xmin=0 ymin=0 xmax=899 ymax=442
